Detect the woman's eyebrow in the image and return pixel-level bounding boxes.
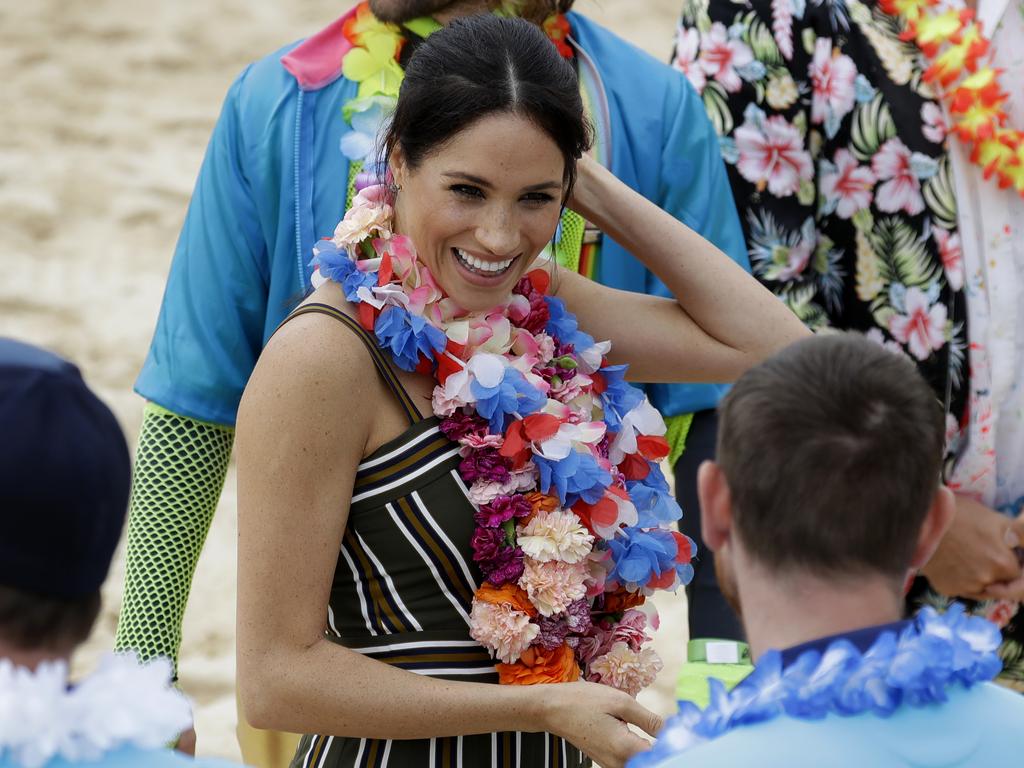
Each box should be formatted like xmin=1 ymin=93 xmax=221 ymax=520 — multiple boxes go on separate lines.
xmin=442 ymin=171 xmax=561 ymax=193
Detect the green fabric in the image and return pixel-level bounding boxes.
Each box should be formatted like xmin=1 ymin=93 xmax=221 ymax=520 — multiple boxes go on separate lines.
xmin=676 ymin=637 xmax=754 ymax=708
xmin=113 ymin=403 xmax=233 ymax=676
xmin=402 ymin=16 xmax=442 ymax=37
xmin=553 ymin=208 xmax=586 ymax=273
xmin=664 ymin=412 xmax=694 ymax=469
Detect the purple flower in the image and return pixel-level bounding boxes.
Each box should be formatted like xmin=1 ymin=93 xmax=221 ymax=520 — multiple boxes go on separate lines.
xmin=475 ymin=494 xmax=532 ymax=528
xmin=565 ymin=598 xmax=593 ymax=635
xmin=459 ymin=449 xmax=511 ymax=484
xmin=440 ymin=411 xmax=488 ymax=442
xmin=481 ymin=546 xmax=525 ymax=586
xmin=534 ymin=614 xmax=570 ymax=650
xmin=513 ymin=275 xmax=550 ymax=335
xmin=471 ymin=527 xmax=507 ymax=563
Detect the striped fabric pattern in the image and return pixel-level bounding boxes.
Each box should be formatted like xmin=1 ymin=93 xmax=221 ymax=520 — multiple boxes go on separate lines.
xmin=278 ymin=305 xmax=589 ymax=768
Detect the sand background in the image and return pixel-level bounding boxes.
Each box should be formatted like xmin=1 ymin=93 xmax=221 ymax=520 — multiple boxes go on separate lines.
xmin=1 ymin=0 xmax=690 ymax=760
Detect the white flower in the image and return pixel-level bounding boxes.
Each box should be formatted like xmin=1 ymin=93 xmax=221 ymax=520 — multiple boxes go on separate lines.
xmin=518 ymin=509 xmax=595 ymax=564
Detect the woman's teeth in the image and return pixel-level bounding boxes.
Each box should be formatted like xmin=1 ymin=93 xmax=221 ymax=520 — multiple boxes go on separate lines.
xmin=455 ymin=248 xmax=515 ymax=275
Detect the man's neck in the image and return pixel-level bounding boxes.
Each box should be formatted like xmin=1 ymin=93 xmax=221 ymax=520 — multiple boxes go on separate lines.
xmin=736 ymin=563 xmax=904 ymax=661
xmin=0 ymin=640 xmax=72 ymax=671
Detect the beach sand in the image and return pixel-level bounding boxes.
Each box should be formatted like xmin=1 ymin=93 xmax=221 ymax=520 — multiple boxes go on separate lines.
xmin=1 ymin=0 xmax=689 ymax=760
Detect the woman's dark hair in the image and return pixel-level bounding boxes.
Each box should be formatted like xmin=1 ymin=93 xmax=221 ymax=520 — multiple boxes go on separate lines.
xmin=0 ymin=584 xmax=102 ymax=651
xmin=384 ymin=14 xmax=591 ymax=198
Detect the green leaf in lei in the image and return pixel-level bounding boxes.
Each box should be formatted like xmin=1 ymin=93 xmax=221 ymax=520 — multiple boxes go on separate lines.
xmin=736 ymin=10 xmax=782 ymax=66
xmin=342 ymin=29 xmax=405 ymax=100
xmin=850 ymin=93 xmax=897 ymax=162
xmin=923 ymin=156 xmax=959 ymax=231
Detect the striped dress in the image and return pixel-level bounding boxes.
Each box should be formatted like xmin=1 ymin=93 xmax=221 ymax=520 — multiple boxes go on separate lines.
xmin=284 ymin=304 xmax=590 ymax=768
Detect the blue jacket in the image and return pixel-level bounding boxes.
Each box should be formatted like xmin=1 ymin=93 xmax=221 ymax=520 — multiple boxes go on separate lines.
xmin=650 ymin=682 xmax=1024 ymax=767
xmin=136 ymin=12 xmax=748 ymax=426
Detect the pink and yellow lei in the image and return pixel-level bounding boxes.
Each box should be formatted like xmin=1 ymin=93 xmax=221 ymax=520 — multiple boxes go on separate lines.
xmin=311 ymin=186 xmax=693 ymax=694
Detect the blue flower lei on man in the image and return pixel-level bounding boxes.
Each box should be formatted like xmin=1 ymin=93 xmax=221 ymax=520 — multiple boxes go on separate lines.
xmin=629 ymin=604 xmax=1003 ymax=766
xmin=310 ymin=184 xmax=695 ymax=694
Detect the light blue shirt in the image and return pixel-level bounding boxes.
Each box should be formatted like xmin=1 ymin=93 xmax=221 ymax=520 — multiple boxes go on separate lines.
xmin=650 ymin=682 xmax=1024 ymax=768
xmin=0 ymin=745 xmax=237 ymax=768
xmin=135 ymin=12 xmax=748 ymax=427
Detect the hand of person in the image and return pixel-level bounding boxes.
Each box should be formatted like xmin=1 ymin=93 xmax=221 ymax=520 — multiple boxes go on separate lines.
xmin=565 ymin=154 xmax=608 ymax=225
xmin=921 ymin=494 xmax=1023 ymax=600
xmin=538 ymin=681 xmax=662 ymax=768
xmin=978 ymin=511 xmax=1024 ymax=602
xmin=174 ymin=726 xmax=197 ymax=756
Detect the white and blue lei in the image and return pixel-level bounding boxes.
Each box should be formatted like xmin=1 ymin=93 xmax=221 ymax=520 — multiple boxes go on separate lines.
xmin=630 ymin=604 xmax=1002 ymax=767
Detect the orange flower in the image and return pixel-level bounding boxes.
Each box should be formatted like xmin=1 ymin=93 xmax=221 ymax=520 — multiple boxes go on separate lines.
xmin=496 ymin=643 xmax=580 ymax=685
xmin=600 ymin=586 xmax=646 ymax=615
xmin=521 ymin=492 xmax=559 ymax=526
xmin=474 ymin=582 xmax=537 ymax=618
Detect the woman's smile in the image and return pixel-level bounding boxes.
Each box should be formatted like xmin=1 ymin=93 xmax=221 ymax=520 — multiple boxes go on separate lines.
xmin=452 ymin=247 xmax=521 ymax=285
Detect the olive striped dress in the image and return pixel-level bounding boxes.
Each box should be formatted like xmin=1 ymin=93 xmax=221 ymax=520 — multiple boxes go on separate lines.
xmin=284 ymin=304 xmax=590 ymax=768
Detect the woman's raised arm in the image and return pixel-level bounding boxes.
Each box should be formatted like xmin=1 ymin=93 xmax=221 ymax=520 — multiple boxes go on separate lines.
xmin=556 ymin=157 xmax=810 ymax=383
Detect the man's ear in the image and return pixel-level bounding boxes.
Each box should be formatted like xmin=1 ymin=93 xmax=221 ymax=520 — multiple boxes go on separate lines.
xmin=909 ymin=484 xmax=955 ymax=571
xmin=697 ymin=460 xmax=733 ymax=553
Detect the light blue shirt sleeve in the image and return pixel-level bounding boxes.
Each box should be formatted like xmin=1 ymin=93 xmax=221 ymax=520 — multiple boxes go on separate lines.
xmin=135 ymin=65 xmax=270 ymax=427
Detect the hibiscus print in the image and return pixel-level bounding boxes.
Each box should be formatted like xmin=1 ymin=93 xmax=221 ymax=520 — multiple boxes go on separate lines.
xmin=921 ymin=101 xmax=948 ymax=144
xmin=672 ymin=26 xmax=706 ymax=93
xmin=735 ymin=109 xmax=814 ymax=197
xmin=933 ymin=226 xmax=963 ymax=291
xmin=820 ymin=149 xmax=875 ymax=219
xmin=700 ymin=22 xmax=754 ymax=93
xmin=873 ymin=137 xmax=925 ymax=215
xmin=888 ymin=285 xmax=948 ymax=360
xmin=809 ymin=38 xmax=857 ymax=137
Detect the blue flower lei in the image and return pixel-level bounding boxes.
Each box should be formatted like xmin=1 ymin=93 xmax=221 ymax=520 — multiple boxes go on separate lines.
xmin=629 ymin=604 xmax=1003 ymax=767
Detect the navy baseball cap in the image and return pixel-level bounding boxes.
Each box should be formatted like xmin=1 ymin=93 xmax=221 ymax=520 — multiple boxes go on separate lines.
xmin=0 ymin=338 xmax=130 ymax=600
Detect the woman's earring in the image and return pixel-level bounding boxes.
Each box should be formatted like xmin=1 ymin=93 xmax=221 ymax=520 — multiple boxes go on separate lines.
xmin=389 ymin=181 xmax=402 ymax=194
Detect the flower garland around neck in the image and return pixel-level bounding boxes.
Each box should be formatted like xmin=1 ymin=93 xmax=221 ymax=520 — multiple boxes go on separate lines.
xmin=310 ymin=185 xmax=694 ymax=694
xmin=879 ymin=0 xmax=1024 ymax=196
xmin=0 ymin=653 xmax=191 ymax=768
xmin=337 ymin=2 xmax=574 ymax=192
xmin=628 ymin=604 xmax=1003 ymax=767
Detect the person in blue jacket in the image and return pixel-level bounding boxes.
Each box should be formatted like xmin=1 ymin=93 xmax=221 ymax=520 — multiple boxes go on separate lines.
xmin=630 ymin=333 xmax=1024 ymax=768
xmin=113 ymin=1 xmax=748 ymax=762
xmin=0 ymin=338 xmax=236 ymax=768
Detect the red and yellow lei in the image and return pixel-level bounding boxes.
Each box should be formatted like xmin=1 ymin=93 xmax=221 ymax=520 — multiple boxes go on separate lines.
xmin=881 ymin=0 xmax=1024 ymax=195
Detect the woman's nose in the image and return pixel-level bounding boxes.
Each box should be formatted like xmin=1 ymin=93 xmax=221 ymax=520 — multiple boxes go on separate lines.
xmin=475 ymin=208 xmax=520 ymax=256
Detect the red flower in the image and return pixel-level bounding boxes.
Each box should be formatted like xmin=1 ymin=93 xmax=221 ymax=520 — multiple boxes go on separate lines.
xmin=500 ymin=413 xmax=562 ymax=469
xmin=543 ymin=14 xmax=573 ymax=59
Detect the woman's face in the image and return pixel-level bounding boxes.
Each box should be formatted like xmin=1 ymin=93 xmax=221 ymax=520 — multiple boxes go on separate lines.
xmin=390 ymin=112 xmax=566 ymax=313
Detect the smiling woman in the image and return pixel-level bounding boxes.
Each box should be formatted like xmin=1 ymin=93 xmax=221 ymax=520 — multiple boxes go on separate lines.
xmin=235 ymin=14 xmax=807 ymax=768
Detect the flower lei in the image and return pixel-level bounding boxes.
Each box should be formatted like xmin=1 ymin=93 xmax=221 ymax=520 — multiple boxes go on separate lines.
xmin=338 ymin=2 xmax=574 ymax=191
xmin=311 ymin=186 xmax=694 ymax=695
xmin=0 ymin=653 xmax=192 ymax=768
xmin=880 ymin=0 xmax=1024 ymax=196
xmin=628 ymin=604 xmax=1003 ymax=767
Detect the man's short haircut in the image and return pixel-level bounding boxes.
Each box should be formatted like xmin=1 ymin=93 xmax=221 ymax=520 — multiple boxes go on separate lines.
xmin=716 ymin=332 xmax=945 ymax=580
xmin=0 ymin=585 xmax=101 ymax=651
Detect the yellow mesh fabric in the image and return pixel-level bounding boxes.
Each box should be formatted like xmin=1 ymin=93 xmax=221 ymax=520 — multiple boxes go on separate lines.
xmin=664 ymin=412 xmax=695 ymax=469
xmin=554 ymin=208 xmax=585 ymax=272
xmin=113 ymin=402 xmax=233 ymax=676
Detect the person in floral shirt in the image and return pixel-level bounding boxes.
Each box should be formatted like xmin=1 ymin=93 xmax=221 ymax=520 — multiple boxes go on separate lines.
xmin=672 ymin=0 xmax=1024 ymax=689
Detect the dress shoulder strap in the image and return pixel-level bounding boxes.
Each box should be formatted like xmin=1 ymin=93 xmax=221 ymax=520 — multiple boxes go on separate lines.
xmin=277 ymin=302 xmax=423 ymax=424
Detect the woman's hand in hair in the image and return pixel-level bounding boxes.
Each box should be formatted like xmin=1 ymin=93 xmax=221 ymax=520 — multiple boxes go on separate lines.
xmin=538 ymin=680 xmax=662 ymax=768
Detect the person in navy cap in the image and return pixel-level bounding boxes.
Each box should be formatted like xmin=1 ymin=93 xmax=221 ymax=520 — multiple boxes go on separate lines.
xmin=0 ymin=338 xmax=238 ymax=768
